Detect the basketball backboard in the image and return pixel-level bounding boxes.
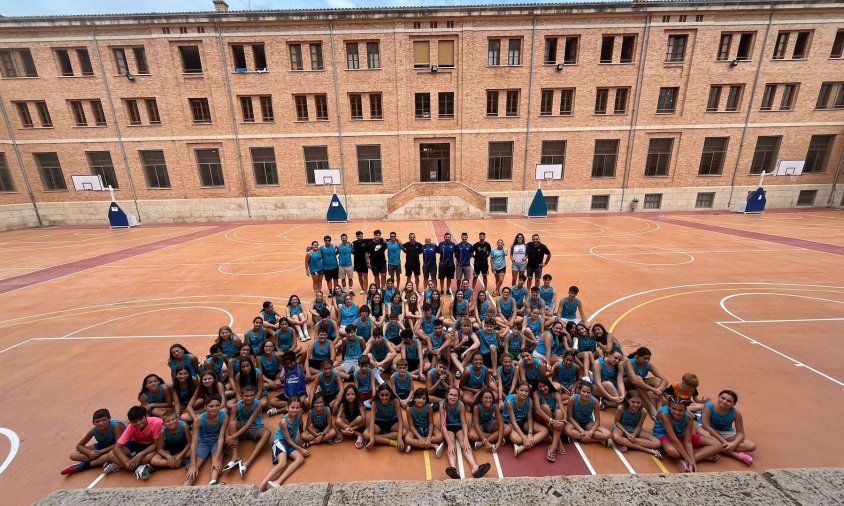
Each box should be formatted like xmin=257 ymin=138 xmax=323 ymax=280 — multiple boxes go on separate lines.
xmin=534 ymin=164 xmax=563 ymax=181
xmin=775 ymin=160 xmax=804 ymax=176
xmin=72 ymin=175 xmax=104 ymax=191
xmin=314 ymin=168 xmax=342 ymax=186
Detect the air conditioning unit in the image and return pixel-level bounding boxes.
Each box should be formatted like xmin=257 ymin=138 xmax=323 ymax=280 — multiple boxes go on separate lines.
xmin=431 ymin=65 xmax=438 ymax=72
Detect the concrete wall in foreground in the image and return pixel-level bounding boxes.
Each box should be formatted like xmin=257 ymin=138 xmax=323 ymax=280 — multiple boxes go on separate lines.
xmin=36 ymin=468 xmax=844 ymax=506
xmin=0 ymin=202 xmax=40 ymax=231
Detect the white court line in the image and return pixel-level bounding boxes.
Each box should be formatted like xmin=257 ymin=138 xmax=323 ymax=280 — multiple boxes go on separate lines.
xmin=86 ymin=472 xmax=107 ymax=489
xmin=492 ymin=450 xmax=504 ymax=479
xmin=0 ymin=335 xmax=218 ymax=354
xmin=0 ymin=428 xmax=20 ymax=474
xmin=716 ymin=321 xmax=844 ymax=388
xmin=61 ymin=306 xmax=235 ymax=339
xmin=0 ymin=339 xmax=34 ymax=355
xmin=719 ymin=293 xmax=844 ymax=322
xmin=608 ymin=440 xmax=636 ymax=474
xmin=457 ymin=439 xmax=466 ymax=479
xmin=724 ymin=317 xmax=844 ymax=324
xmin=572 ymin=442 xmax=597 ymax=475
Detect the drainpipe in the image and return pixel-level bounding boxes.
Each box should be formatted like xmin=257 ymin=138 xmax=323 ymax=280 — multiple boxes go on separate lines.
xmin=619 ymin=14 xmax=651 ymax=211
xmin=827 ymin=140 xmax=844 ymax=207
xmin=329 ymin=22 xmax=350 ymax=213
xmin=92 ymin=27 xmax=142 ymax=222
xmin=727 ymin=11 xmax=774 ymax=208
xmin=520 ymin=16 xmax=537 ymax=215
xmin=0 ymin=96 xmax=43 ymax=226
xmin=214 ymin=20 xmax=252 ymax=219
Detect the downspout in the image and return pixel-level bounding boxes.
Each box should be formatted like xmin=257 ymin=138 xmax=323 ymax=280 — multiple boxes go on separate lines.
xmin=0 ymin=96 xmax=43 ymax=226
xmin=520 ymin=15 xmax=537 ymax=215
xmin=329 ymin=22 xmax=350 ymax=212
xmin=214 ymin=19 xmax=252 ymax=219
xmin=619 ymin=14 xmax=651 ymax=210
xmin=826 ymin=140 xmax=844 ymax=207
xmin=92 ymin=27 xmax=142 ymax=222
xmin=727 ymin=10 xmax=774 ymax=208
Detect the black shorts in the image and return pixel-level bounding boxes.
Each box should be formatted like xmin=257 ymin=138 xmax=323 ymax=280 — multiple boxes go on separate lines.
xmin=407 ymin=358 xmax=420 ymax=371
xmin=322 ymin=390 xmax=339 ymax=405
xmin=482 ymin=352 xmax=493 ymax=368
xmin=354 ymin=259 xmax=368 ymax=273
xmin=308 ymin=358 xmax=324 ymax=370
xmin=494 ymin=267 xmax=506 ymax=274
xmin=324 ymin=267 xmax=339 ymax=281
xmin=371 ymin=264 xmax=387 ymax=275
xmin=405 ymin=264 xmax=421 ymax=276
xmin=423 ymin=265 xmax=437 ymax=280
xmin=438 ymin=264 xmax=455 ymax=280
xmin=474 ymin=261 xmax=489 ymax=275
xmin=264 ymin=369 xmax=280 ymax=380
xmin=375 ymin=418 xmax=398 ymax=434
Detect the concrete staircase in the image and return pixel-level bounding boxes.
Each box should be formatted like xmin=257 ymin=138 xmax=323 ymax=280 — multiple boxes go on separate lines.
xmin=386 ymin=181 xmax=487 ymax=219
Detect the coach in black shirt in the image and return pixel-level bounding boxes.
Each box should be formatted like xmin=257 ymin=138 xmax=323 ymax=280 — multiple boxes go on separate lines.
xmin=402 ymin=232 xmax=425 ymax=290
xmin=525 ymin=233 xmax=551 ymax=290
xmin=472 ymin=232 xmax=492 ymax=291
xmin=352 ymin=231 xmax=371 ymax=294
xmin=366 ymin=229 xmax=388 ymax=289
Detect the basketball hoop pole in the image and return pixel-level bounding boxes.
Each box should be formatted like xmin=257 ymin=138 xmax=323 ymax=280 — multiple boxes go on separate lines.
xmin=107 ymin=185 xmax=116 ymax=202
xmin=758 ymin=170 xmax=774 ymax=187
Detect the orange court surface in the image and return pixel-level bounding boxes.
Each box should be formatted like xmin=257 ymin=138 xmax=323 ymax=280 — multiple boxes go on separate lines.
xmin=1 ymin=209 xmax=844 ymax=505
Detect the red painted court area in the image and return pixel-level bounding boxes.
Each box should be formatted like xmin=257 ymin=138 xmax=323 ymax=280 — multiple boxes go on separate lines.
xmin=1 ymin=210 xmax=843 ymax=505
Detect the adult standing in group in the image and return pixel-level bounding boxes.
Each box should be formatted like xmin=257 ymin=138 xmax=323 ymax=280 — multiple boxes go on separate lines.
xmin=366 ymin=230 xmax=389 ymax=290
xmin=338 ymin=233 xmax=354 ymax=294
xmin=402 ymin=233 xmax=425 ymax=290
xmin=437 ymin=232 xmax=456 ymax=296
xmin=352 ymin=231 xmax=371 ymax=295
xmin=320 ymin=235 xmax=339 ymax=294
xmin=510 ymin=233 xmax=527 ymax=287
xmin=525 ymin=234 xmax=551 ymax=291
xmin=472 ymin=232 xmax=492 ymax=294
xmin=422 ymin=238 xmax=438 ymax=286
xmin=387 ymin=232 xmax=403 ymax=287
xmin=455 ymin=233 xmax=474 ymax=285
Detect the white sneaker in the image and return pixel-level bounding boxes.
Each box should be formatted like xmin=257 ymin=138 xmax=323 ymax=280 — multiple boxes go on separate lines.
xmin=474 ymin=441 xmax=483 ymax=450
xmin=363 ymin=399 xmax=372 ymax=410
xmin=514 ymin=444 xmax=524 ymax=458
xmin=221 ymin=460 xmax=239 ymax=473
xmin=103 ymin=463 xmax=120 ymax=474
xmin=404 ymin=444 xmax=412 ymax=453
xmin=134 ymin=464 xmax=152 ymax=481
xmin=239 ymin=461 xmax=247 ymax=478
xmin=267 ymin=408 xmax=279 ymax=417
xmin=435 ymin=442 xmax=445 ymax=458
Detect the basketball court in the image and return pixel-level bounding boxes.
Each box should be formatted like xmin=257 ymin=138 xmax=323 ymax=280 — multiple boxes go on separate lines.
xmin=1 ymin=206 xmax=843 ymax=505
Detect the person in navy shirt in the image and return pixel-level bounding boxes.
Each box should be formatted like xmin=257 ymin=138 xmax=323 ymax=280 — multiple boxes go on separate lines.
xmin=437 ymin=232 xmax=456 ymax=295
xmin=402 ymin=233 xmax=425 ymax=290
xmin=422 ymin=238 xmax=438 ymax=285
xmin=472 ymin=232 xmax=492 ymax=291
xmin=455 ymin=232 xmax=474 ymax=284
xmin=525 ymin=234 xmax=552 ymax=290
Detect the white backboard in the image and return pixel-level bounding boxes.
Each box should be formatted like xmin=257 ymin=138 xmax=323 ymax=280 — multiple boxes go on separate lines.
xmin=314 ymin=168 xmax=342 ymax=186
xmin=776 ymin=160 xmax=804 ymax=176
xmin=72 ymin=175 xmax=104 ymax=191
xmin=534 ymin=164 xmax=563 ymax=181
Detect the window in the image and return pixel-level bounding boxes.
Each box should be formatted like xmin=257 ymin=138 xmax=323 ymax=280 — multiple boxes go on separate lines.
xmin=505 ymin=90 xmax=519 ymax=116
xmin=315 ymin=95 xmax=329 ymax=120
xmin=35 ymin=152 xmax=66 ymax=190
xmin=772 ymin=32 xmax=789 ymax=59
xmin=438 ymin=92 xmax=454 ymax=118
xmin=707 ymin=86 xmax=722 ymax=112
xmin=620 ymin=36 xmax=636 ymax=63
xmin=346 ymin=43 xmax=360 ymax=69
xmin=591 ymin=195 xmax=610 ymax=210
xmin=564 ymin=37 xmax=579 ymax=64
xmin=189 ymin=98 xmax=211 ymax=123
xmin=792 ymin=31 xmax=811 ymax=59
xmin=258 ymin=96 xmax=273 ymax=122
xmin=91 ymin=100 xmax=106 ymax=126
xmin=304 ymin=146 xmax=329 ymax=184
xmin=816 ymin=82 xmax=844 ymax=109
xmin=438 ymin=40 xmax=455 ymax=68
xmin=413 ymin=22 xmax=421 ymax=29
xmin=507 ymin=38 xmax=521 ymax=65
xmin=15 ymin=102 xmax=33 ymax=127
xmin=643 ymin=194 xmax=662 ymax=210
xmin=544 ymin=196 xmax=559 ymax=212
xmin=129 ymin=47 xmax=148 ymax=75
xmin=195 ymin=148 xmax=224 ymax=187
xmin=736 ymin=33 xmax=754 ymax=61
xmin=179 ymin=46 xmax=202 ymax=73
xmin=666 ymin=34 xmax=688 ymax=62
xmin=540 ymin=90 xmax=553 ymax=116
xmin=695 ymin=192 xmax=715 ymax=209
xmin=718 ymin=32 xmax=755 ymax=61
xmin=146 ymin=99 xmax=161 ymax=124
xmin=750 ymin=136 xmax=781 ymax=174
xmin=486 ymin=91 xmax=499 ymax=116
xmin=251 ymin=147 xmax=278 ymax=186
xmin=87 ymin=151 xmax=118 ymax=189
xmin=592 ymin=139 xmax=619 ymax=178
xmin=600 ymin=36 xmax=614 ymax=63
xmin=0 ymin=153 xmax=15 ymax=192
xmin=709 ymin=85 xmax=744 ymax=112
xmin=725 ymin=85 xmax=743 ymax=112
xmin=595 ymin=88 xmax=609 ymax=114
xmin=761 ymin=84 xmax=776 ymax=110
xmin=367 ymin=42 xmax=381 ymax=69
xmin=698 ymin=137 xmax=729 ymax=175
xmin=162 ymin=27 xmax=170 ymax=34
xmin=831 ymin=30 xmax=844 ymax=59
xmin=349 ymin=94 xmax=363 ymax=119
xmin=252 ymin=44 xmax=266 ymax=71
xmin=488 ymin=39 xmax=501 ymax=66
xmin=544 ymin=38 xmax=558 ymax=64
xmin=289 ymin=44 xmax=303 ymax=70
xmin=140 ymin=150 xmax=170 ymax=188
xmin=370 ymin=94 xmax=383 ymax=119
xmin=540 ymin=140 xmax=566 ymax=175
xmin=69 ymin=100 xmax=87 ymax=126
xmin=447 ymin=21 xmax=454 ymax=28
xmin=779 ymin=84 xmax=797 ymax=111
xmin=179 ymin=27 xmax=188 ymax=34
xmin=56 ymin=49 xmax=73 ymax=76
xmin=240 ymin=96 xmax=255 ymax=122
xmin=415 ymin=93 xmax=431 ymax=118
xmin=294 ymin=95 xmax=309 ymax=121
xmin=413 ymin=41 xmax=430 ymax=69
xmin=656 ymin=87 xmax=679 ymax=113
xmin=803 ymin=134 xmax=834 ymax=173
xmin=231 ymin=44 xmax=247 ymax=69
xmin=559 ymin=89 xmax=574 ymax=116
xmin=35 ymin=101 xmax=52 ymax=127
xmin=430 ymin=21 xmax=437 ymax=29
xmin=310 ymin=43 xmax=324 ymax=70
xmin=797 ymin=189 xmax=817 ymax=207
xmin=761 ymin=84 xmax=798 ymax=111
xmin=614 ymin=88 xmax=629 ymax=114
xmin=0 ymin=48 xmax=38 ymax=78
xmin=113 ymin=48 xmax=129 ymax=75
xmin=125 ymin=100 xmax=142 ymax=125
xmin=489 ymin=197 xmax=508 ymax=213
xmin=644 ymin=138 xmax=673 ymax=177
xmin=357 ymin=145 xmax=382 ymax=183
xmin=488 ymin=142 xmax=514 ymax=180
xmin=773 ymin=31 xmax=812 ymax=59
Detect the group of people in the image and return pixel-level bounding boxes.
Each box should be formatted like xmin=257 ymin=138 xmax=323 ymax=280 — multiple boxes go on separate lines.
xmin=61 ymin=230 xmax=757 ymax=490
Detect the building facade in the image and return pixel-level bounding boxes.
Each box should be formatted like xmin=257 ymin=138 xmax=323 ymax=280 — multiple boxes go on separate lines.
xmin=0 ymin=0 xmax=843 ymax=229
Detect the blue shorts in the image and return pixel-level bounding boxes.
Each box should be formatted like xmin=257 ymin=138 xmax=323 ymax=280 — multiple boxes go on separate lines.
xmin=526 ymin=266 xmax=543 ymax=279
xmin=271 ymin=439 xmax=296 ymax=464
xmin=196 ymin=439 xmax=228 ymax=460
xmin=415 ymin=425 xmax=429 ymax=438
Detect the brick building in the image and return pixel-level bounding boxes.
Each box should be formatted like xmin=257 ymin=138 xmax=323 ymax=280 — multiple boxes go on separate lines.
xmin=0 ymin=0 xmax=842 ymax=229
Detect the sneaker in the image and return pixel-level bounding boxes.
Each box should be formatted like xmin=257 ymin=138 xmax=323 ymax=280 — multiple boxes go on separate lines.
xmin=363 ymin=399 xmax=372 ymax=410
xmin=267 ymin=408 xmax=279 ymax=417
xmin=513 ymin=444 xmax=524 ymax=458
xmin=102 ymin=463 xmax=120 ymax=474
xmin=446 ymin=290 xmax=453 ymax=296
xmin=474 ymin=441 xmax=483 ymax=450
xmin=134 ymin=464 xmax=152 ymax=481
xmin=221 ymin=460 xmax=239 ymax=473
xmin=404 ymin=444 xmax=412 ymax=453
xmin=61 ymin=463 xmax=85 ymax=475
xmin=435 ymin=442 xmax=445 ymax=458
xmin=239 ymin=461 xmax=247 ymax=478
